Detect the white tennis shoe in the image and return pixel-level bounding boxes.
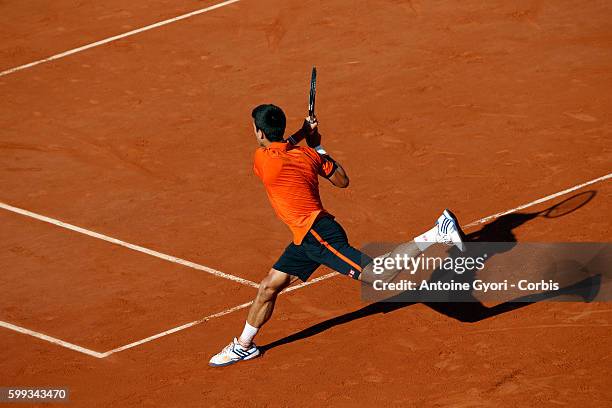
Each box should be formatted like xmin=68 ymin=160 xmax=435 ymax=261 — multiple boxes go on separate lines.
xmin=209 ymin=338 xmax=261 ymax=367
xmin=436 ymin=209 xmax=466 ymax=252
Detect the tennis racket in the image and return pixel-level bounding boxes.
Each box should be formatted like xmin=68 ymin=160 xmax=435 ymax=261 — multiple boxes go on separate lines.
xmin=308 ymin=66 xmax=317 ymax=123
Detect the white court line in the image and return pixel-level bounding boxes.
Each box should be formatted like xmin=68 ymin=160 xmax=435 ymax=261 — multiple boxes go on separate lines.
xmin=0 ymin=272 xmax=343 ymax=359
xmin=99 ymin=301 xmax=255 ymax=357
xmin=464 ymin=173 xmax=612 ymax=227
xmin=0 ymin=201 xmax=259 ymax=288
xmin=0 ymin=0 xmax=242 ymax=77
xmin=0 ymin=320 xmax=106 ymax=358
xmin=99 ymin=172 xmax=612 ymax=356
xmin=283 ymin=272 xmax=339 ymax=293
xmin=1 ymin=172 xmax=610 ymax=357
xmin=100 ymin=272 xmax=340 ymax=356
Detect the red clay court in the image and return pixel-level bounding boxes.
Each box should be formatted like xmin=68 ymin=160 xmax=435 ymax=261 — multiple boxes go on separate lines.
xmin=1 ymin=0 xmax=611 ymax=406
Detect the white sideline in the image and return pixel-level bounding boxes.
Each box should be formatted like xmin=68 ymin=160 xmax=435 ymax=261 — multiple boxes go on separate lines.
xmin=99 ymin=301 xmax=255 ymax=357
xmin=464 ymin=173 xmax=612 ymax=227
xmin=0 ymin=201 xmax=259 ymax=288
xmin=1 ymin=172 xmax=610 ymax=357
xmin=0 ymin=0 xmax=242 ymax=77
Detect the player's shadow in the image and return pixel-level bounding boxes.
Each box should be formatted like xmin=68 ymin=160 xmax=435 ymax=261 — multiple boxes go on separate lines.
xmin=260 ymin=191 xmax=600 ymax=353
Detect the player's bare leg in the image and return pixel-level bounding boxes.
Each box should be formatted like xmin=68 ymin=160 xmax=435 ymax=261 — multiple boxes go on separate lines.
xmin=209 ymin=269 xmax=292 ymax=367
xmin=360 ymin=209 xmax=466 ymax=285
xmin=243 ymin=269 xmax=293 ymax=339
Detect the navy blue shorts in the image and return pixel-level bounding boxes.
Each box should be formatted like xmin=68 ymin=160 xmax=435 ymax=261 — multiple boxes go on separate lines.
xmin=273 ymin=216 xmax=373 ymax=281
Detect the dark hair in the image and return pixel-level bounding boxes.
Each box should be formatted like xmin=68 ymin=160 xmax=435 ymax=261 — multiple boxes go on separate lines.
xmin=251 ymin=104 xmax=286 ymax=142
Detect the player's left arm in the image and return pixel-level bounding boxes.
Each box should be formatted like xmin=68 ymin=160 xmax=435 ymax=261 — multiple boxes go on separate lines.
xmin=285 ymin=119 xmax=311 ymax=145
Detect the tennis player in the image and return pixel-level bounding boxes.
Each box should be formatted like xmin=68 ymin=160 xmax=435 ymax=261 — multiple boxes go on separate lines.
xmin=209 ymin=104 xmax=465 ymax=367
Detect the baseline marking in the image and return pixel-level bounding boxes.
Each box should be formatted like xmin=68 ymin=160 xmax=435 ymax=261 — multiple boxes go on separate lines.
xmin=1 ymin=172 xmax=610 ymax=357
xmin=0 ymin=201 xmax=259 ymax=288
xmin=0 ymin=320 xmax=106 ymax=358
xmin=0 ymin=0 xmax=242 ymax=77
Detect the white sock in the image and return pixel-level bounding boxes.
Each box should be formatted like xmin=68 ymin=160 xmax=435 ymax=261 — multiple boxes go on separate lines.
xmin=238 ymin=322 xmax=259 ymax=348
xmin=414 ymin=225 xmax=438 ymax=251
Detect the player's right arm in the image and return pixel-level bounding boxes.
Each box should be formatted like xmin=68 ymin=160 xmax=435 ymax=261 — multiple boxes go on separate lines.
xmin=325 ymin=157 xmax=349 ymax=188
xmin=314 ymin=152 xmax=349 ymax=188
xmin=305 ymin=117 xmax=350 ymax=188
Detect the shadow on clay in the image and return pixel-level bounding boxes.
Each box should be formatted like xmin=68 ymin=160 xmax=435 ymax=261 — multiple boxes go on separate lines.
xmin=260 ymin=191 xmax=602 ymax=354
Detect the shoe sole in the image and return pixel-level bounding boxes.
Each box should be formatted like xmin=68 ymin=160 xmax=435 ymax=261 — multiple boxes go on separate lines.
xmin=209 ymin=350 xmax=261 ymax=368
xmin=443 ymin=209 xmax=466 ymax=252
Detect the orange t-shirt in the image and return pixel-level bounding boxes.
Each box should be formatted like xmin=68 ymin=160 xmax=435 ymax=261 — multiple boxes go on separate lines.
xmin=253 ymin=142 xmax=337 ymax=244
